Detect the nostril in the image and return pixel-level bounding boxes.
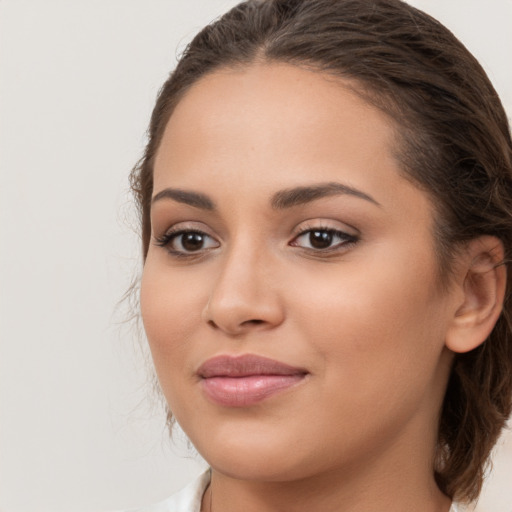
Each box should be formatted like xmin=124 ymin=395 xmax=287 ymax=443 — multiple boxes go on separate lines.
xmin=243 ymin=319 xmax=265 ymax=326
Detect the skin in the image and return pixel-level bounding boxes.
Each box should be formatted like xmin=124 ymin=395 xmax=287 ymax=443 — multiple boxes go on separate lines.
xmin=140 ymin=62 xmax=485 ymax=512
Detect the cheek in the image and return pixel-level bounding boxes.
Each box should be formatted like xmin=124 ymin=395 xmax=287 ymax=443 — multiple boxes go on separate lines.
xmin=139 ymin=258 xmax=205 ymax=380
xmin=288 ymin=249 xmax=447 ymax=386
xmin=282 ymin=260 xmax=449 ymax=454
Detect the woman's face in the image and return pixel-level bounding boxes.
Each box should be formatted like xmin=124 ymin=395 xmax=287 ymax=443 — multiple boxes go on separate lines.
xmin=141 ymin=63 xmax=458 ymax=482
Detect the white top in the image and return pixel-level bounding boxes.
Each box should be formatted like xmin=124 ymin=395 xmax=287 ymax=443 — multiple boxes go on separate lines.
xmin=129 ymin=470 xmax=462 ymax=512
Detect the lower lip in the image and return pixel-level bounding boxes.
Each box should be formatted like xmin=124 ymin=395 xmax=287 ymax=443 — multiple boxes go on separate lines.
xmin=201 ymin=374 xmax=305 ymax=407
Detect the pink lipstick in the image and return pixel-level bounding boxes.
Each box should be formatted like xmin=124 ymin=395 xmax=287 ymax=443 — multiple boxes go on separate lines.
xmin=197 ymin=354 xmax=308 ymax=407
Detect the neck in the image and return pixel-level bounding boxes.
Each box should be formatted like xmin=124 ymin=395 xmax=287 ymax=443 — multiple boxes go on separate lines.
xmin=202 ymin=415 xmax=452 ymax=512
xmin=206 ymin=465 xmax=451 ymax=512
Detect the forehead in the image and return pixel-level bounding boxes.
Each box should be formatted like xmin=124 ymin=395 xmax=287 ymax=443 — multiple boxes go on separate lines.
xmin=154 ymin=62 xmax=398 ymax=185
xmin=152 ymin=62 xmax=433 ymax=229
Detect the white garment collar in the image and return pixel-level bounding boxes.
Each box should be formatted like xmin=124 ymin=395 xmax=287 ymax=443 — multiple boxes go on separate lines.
xmin=130 ymin=469 xmax=461 ymax=512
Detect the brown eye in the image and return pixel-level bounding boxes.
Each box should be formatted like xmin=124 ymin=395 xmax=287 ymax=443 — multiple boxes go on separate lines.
xmin=155 ymin=229 xmax=220 ymax=254
xmin=180 ymin=232 xmax=207 ymax=251
xmin=291 ymin=228 xmax=358 ymax=251
xmin=309 ymin=230 xmax=333 ymax=249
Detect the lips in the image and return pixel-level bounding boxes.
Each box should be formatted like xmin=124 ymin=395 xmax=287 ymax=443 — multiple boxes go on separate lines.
xmin=197 ymin=354 xmax=308 ymax=407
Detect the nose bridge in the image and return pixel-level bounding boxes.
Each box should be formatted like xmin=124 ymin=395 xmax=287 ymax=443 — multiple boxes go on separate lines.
xmin=203 ymin=232 xmax=283 ymax=333
xmin=212 ymin=233 xmax=269 ymax=307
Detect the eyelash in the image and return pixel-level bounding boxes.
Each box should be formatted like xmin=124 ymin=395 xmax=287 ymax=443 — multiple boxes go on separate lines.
xmin=154 ymin=228 xmax=218 ymax=258
xmin=290 ymin=224 xmax=359 ymax=253
xmin=154 ymin=225 xmax=359 ymax=257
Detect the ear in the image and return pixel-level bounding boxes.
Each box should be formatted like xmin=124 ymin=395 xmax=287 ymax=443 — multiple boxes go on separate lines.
xmin=445 ymin=236 xmax=507 ymax=354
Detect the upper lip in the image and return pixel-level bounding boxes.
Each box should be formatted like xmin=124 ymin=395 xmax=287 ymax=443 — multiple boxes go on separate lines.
xmin=197 ymin=354 xmax=308 ymax=378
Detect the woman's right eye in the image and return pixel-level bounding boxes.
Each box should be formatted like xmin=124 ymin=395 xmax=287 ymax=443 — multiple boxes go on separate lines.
xmin=155 ymin=229 xmax=220 ymax=255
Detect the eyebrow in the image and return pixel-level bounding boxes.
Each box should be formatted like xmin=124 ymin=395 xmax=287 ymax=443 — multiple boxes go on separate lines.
xmin=152 ymin=188 xmax=215 ymax=210
xmin=270 ymin=182 xmax=381 ymax=209
xmin=151 ymin=181 xmax=380 ymax=211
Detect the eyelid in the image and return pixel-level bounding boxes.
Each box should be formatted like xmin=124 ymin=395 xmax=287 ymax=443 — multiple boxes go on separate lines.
xmin=289 ymin=220 xmax=360 ymax=252
xmin=154 ymin=228 xmax=216 ymax=245
xmin=153 ymin=222 xmax=221 ymax=256
xmin=290 ymin=228 xmax=358 ymax=248
xmin=291 ymin=219 xmax=359 ymax=238
xmin=154 ymin=220 xmax=217 ymax=240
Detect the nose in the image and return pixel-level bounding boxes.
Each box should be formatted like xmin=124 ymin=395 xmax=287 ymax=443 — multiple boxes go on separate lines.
xmin=201 ymin=243 xmax=285 ymax=336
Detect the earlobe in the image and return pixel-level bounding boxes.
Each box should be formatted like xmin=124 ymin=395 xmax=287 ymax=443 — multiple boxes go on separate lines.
xmin=445 ymin=236 xmax=507 ymax=354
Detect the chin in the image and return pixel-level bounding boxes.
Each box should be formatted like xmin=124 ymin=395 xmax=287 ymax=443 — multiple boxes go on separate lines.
xmin=207 ymin=453 xmax=315 ymax=483
xmin=188 ymin=425 xmax=312 ymax=482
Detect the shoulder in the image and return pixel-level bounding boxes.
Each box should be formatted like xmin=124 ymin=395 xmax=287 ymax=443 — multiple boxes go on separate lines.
xmin=125 ymin=470 xmax=211 ymax=512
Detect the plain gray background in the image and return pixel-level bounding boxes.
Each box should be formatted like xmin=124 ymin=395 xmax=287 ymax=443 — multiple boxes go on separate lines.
xmin=1 ymin=1 xmax=511 ymax=511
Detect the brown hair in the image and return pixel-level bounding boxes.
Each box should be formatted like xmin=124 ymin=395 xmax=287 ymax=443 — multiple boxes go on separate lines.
xmin=130 ymin=0 xmax=512 ymax=502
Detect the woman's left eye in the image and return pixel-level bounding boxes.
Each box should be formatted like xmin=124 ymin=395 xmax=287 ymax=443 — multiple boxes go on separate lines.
xmin=290 ymin=228 xmax=358 ymax=251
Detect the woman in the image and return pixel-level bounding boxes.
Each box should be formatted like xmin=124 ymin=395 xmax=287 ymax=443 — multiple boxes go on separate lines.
xmin=130 ymin=0 xmax=512 ymax=510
